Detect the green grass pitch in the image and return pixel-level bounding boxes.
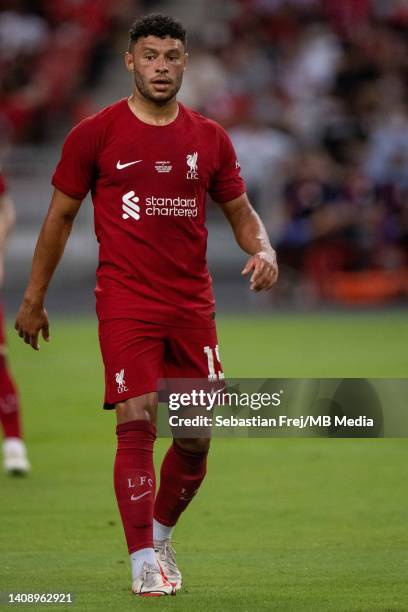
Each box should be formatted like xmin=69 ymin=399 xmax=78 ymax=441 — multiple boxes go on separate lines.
xmin=1 ymin=312 xmax=408 ymax=611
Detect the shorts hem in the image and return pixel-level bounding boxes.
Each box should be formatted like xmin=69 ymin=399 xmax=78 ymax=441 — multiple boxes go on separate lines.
xmin=103 ymin=385 xmax=158 ymax=410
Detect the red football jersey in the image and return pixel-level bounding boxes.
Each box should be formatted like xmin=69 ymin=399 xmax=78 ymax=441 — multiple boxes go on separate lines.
xmin=52 ymin=99 xmax=245 ymax=326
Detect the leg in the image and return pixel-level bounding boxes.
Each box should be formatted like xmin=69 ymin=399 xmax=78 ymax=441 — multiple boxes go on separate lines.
xmin=152 ymin=325 xmax=222 ymax=590
xmin=154 ymin=324 xmax=221 ymax=534
xmin=114 ymin=393 xmax=158 ymax=556
xmin=0 ymin=304 xmax=30 ymax=474
xmin=154 ymin=436 xmax=210 ymax=531
xmin=0 ymin=347 xmax=21 ymax=440
xmin=0 ymin=304 xmax=22 ymax=440
xmin=99 ymin=318 xmax=174 ymax=595
xmin=114 ymin=394 xmax=174 ymax=596
xmin=152 ymin=435 xmax=210 ymax=591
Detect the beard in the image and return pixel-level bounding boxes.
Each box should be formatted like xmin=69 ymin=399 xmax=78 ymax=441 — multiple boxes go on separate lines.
xmin=134 ymin=72 xmax=182 ymax=105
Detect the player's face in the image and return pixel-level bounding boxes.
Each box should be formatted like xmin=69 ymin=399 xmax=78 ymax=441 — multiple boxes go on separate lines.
xmin=125 ymin=36 xmax=187 ymax=105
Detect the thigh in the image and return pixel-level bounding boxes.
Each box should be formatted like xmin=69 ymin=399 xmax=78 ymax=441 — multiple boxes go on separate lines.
xmin=164 ymin=326 xmax=223 ymax=440
xmin=164 ymin=325 xmax=224 ymax=381
xmin=98 ymin=319 xmax=165 ymax=409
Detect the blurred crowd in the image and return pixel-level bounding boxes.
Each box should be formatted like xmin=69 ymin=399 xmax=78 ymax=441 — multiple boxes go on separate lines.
xmin=1 ymin=0 xmax=408 ymax=304
xmin=182 ymin=0 xmax=408 ymax=304
xmin=0 ymin=0 xmax=143 ymax=141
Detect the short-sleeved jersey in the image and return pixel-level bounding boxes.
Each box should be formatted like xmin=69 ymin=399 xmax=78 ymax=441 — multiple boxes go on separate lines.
xmin=52 ymin=99 xmax=245 ymax=327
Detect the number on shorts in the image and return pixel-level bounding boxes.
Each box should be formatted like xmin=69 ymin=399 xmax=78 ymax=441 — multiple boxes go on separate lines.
xmin=203 ymin=345 xmax=224 ymax=381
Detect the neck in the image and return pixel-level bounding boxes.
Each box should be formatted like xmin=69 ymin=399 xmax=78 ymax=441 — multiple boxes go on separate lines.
xmin=128 ymin=91 xmax=179 ymax=126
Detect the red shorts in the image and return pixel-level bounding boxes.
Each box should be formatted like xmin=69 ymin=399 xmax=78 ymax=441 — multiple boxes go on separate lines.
xmin=98 ymin=319 xmax=224 ymax=409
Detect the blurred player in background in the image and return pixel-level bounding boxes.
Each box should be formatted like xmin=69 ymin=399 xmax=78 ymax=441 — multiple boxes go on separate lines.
xmin=0 ymin=172 xmax=30 ymax=475
xmin=15 ymin=14 xmax=277 ymax=596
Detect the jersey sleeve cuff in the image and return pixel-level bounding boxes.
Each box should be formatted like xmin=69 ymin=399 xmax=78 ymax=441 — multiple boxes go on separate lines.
xmin=51 ymin=177 xmax=88 ymax=201
xmin=211 ymin=189 xmax=246 ymax=204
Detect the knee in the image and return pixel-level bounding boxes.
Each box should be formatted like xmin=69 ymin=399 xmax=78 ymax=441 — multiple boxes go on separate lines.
xmin=175 ymin=437 xmax=211 ymax=454
xmin=116 ymin=392 xmax=158 ymax=425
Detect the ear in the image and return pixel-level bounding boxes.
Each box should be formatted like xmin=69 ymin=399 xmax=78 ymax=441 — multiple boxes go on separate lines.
xmin=183 ymin=52 xmax=189 ymax=71
xmin=124 ymin=51 xmax=134 ymax=73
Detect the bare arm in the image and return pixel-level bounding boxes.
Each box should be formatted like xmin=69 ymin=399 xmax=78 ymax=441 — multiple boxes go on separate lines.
xmin=15 ymin=188 xmax=82 ymax=350
xmin=219 ymin=192 xmax=278 ymax=292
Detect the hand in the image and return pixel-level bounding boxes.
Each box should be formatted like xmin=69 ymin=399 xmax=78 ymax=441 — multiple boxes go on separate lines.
xmin=15 ymin=298 xmax=50 ymax=351
xmin=241 ymin=249 xmax=278 ymax=292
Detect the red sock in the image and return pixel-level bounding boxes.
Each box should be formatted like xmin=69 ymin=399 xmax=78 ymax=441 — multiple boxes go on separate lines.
xmin=0 ymin=355 xmax=21 ymax=439
xmin=114 ymin=420 xmax=156 ymax=554
xmin=154 ymin=441 xmax=208 ymax=527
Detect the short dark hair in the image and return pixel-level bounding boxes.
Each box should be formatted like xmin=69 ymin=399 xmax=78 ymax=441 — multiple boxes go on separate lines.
xmin=129 ymin=14 xmax=187 ymax=51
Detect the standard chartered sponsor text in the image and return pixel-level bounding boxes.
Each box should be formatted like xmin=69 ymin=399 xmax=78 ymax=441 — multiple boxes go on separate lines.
xmin=146 ymin=196 xmax=198 ymax=217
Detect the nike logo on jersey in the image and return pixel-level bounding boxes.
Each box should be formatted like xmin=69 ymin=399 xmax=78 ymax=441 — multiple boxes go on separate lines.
xmin=116 ymin=159 xmax=142 ymax=169
xmin=131 ymin=491 xmax=151 ymax=502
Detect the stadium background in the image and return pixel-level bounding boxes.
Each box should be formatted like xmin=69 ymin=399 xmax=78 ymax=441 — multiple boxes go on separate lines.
xmin=1 ymin=0 xmax=407 ymax=610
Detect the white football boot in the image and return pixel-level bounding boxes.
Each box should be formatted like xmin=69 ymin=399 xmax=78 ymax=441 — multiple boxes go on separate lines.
xmin=132 ymin=562 xmax=175 ymax=596
xmin=154 ymin=539 xmax=182 ymax=591
xmin=3 ymin=438 xmax=31 ymax=475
